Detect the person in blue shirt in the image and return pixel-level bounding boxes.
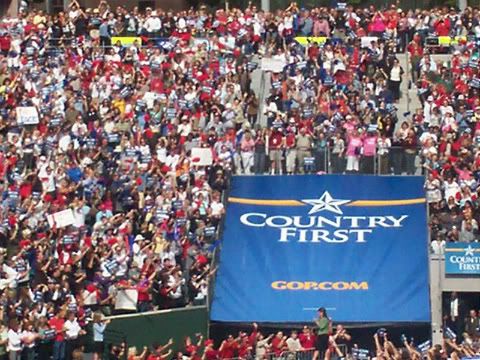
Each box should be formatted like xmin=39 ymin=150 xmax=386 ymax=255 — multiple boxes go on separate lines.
xmin=92 ymin=313 xmax=110 ymax=360
xmin=99 ymin=19 xmax=111 ymax=48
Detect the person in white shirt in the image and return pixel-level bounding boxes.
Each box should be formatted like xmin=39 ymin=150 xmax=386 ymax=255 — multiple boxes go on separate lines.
xmin=21 ymin=322 xmax=38 ymax=359
xmin=423 ymin=96 xmax=437 ymax=126
xmin=7 ymin=321 xmax=22 ymax=360
xmin=431 ymin=237 xmax=446 ymax=255
xmin=143 ymin=12 xmax=161 ymax=36
xmin=64 ymin=311 xmax=86 ymax=359
xmin=286 ymin=331 xmax=303 ymax=352
xmin=444 ymin=177 xmax=461 ymax=201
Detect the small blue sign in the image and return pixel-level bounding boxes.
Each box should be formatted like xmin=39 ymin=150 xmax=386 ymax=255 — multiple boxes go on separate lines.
xmin=445 ymin=243 xmax=480 ymax=275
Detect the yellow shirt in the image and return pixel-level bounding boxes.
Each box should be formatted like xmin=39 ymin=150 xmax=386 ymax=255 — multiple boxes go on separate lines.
xmin=33 ymin=15 xmax=46 ymax=25
xmin=112 ymin=99 xmax=126 ymax=115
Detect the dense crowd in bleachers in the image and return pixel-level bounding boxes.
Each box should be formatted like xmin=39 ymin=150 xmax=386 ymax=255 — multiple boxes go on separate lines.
xmin=0 ymin=0 xmax=479 ymax=358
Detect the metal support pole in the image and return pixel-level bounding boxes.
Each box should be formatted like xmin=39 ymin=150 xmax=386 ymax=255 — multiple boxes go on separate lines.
xmin=405 ymin=35 xmax=411 ymax=115
xmin=326 ymin=146 xmax=331 ymax=173
xmin=261 ymin=0 xmax=270 ymax=13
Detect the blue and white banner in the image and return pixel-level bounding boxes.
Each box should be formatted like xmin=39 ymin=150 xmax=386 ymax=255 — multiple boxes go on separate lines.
xmin=445 ymin=243 xmax=480 ymax=275
xmin=211 ymin=175 xmax=430 ymax=323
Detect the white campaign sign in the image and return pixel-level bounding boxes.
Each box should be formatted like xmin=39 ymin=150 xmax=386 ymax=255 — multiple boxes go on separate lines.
xmin=261 ymin=58 xmax=286 ymax=73
xmin=16 ymin=106 xmax=39 ymax=125
xmin=191 ymin=147 xmax=213 ymax=166
xmin=360 ymin=36 xmax=379 ymax=48
xmin=46 ymin=209 xmax=76 ymax=229
xmin=115 ymin=289 xmax=138 ymax=310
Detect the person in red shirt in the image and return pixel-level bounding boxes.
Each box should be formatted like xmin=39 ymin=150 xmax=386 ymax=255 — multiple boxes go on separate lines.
xmin=219 ymin=335 xmax=239 ymax=359
xmin=237 ymin=335 xmax=252 ymax=359
xmin=49 ymin=310 xmax=66 ymax=360
xmin=434 ymin=17 xmax=451 ymax=36
xmin=147 ymin=339 xmax=174 ymax=360
xmin=204 ymin=340 xmax=219 ymax=360
xmin=298 ymin=326 xmax=316 ymax=350
xmin=407 ymin=35 xmax=423 ymax=82
xmin=268 ymin=127 xmax=284 ymax=175
xmin=270 ymin=331 xmax=287 ymax=356
xmin=285 ymin=126 xmax=296 ymax=174
xmin=185 ymin=334 xmax=203 ymax=356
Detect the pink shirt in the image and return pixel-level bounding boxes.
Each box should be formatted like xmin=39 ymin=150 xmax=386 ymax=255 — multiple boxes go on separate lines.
xmin=371 ymin=16 xmax=386 ymax=32
xmin=241 ymin=138 xmax=255 ymax=152
xmin=347 ymin=137 xmax=363 ymax=156
xmin=363 ymin=136 xmax=377 ymax=156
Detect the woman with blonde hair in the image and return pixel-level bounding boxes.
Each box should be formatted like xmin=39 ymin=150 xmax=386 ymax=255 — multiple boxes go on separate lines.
xmin=127 ymin=346 xmax=148 ymax=360
xmin=92 ymin=313 xmax=110 ymax=360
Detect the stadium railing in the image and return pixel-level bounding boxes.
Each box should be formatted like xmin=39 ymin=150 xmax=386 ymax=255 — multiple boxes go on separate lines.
xmin=225 ymin=348 xmax=316 ymax=360
xmin=249 ymin=146 xmax=425 ymax=176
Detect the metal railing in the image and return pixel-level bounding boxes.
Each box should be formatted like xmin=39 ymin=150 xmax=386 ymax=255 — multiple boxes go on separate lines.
xmin=222 ymin=346 xmax=349 ymax=360
xmin=244 ymin=146 xmax=425 ymax=176
xmin=226 ymin=348 xmax=316 ymax=360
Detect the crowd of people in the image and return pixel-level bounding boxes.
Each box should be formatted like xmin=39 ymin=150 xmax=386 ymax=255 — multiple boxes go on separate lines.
xmin=0 ymin=0 xmax=478 ymax=358
xmin=106 ymin=308 xmax=480 ymax=360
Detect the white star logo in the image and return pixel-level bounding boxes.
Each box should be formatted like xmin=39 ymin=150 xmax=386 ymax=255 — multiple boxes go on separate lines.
xmin=465 ymin=245 xmax=475 ymax=257
xmin=302 ymin=191 xmax=350 ymax=215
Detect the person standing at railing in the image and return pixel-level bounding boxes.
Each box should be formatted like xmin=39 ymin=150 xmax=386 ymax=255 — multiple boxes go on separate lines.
xmin=298 ymin=326 xmax=315 ymax=351
xmin=332 ymin=325 xmax=351 ymax=355
xmin=361 ymin=129 xmax=377 ymax=174
xmin=268 ymin=127 xmax=284 ymax=175
xmin=296 ymin=127 xmax=313 ymax=175
xmin=403 ymin=129 xmax=418 ymax=175
xmin=219 ymin=335 xmax=239 ymax=360
xmin=313 ymin=308 xmax=331 ymax=360
xmin=240 ymin=130 xmax=255 ymax=175
xmin=377 ymin=132 xmax=391 ymax=175
xmin=255 ymin=333 xmax=273 ymax=360
xmin=329 ymin=133 xmax=345 ymax=174
xmin=271 ymin=332 xmax=288 ymax=357
xmin=254 ymin=129 xmax=267 ymax=175
xmin=286 ymin=331 xmax=303 ymax=353
xmin=92 ymin=313 xmax=111 ymax=360
xmin=345 ymin=129 xmax=363 ymax=174
xmin=285 ymin=126 xmax=297 ymax=175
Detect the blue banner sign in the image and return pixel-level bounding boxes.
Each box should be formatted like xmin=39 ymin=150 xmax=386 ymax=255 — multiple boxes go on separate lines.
xmin=211 ymin=175 xmax=430 ymax=323
xmin=445 ymin=243 xmax=480 ymax=275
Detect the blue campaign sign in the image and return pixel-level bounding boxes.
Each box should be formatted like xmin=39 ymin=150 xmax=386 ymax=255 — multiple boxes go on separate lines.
xmin=211 ymin=175 xmax=430 ymax=323
xmin=445 ymin=243 xmax=480 ymax=275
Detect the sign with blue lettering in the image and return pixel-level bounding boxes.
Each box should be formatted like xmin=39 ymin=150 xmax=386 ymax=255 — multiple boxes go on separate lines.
xmin=211 ymin=175 xmax=430 ymax=323
xmin=445 ymin=243 xmax=480 ymax=275
xmin=16 ymin=106 xmax=39 ymax=125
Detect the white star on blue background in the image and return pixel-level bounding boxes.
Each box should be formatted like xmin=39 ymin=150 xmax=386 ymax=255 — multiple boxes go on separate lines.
xmin=465 ymin=245 xmax=475 ymax=257
xmin=302 ymin=191 xmax=350 ymax=215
